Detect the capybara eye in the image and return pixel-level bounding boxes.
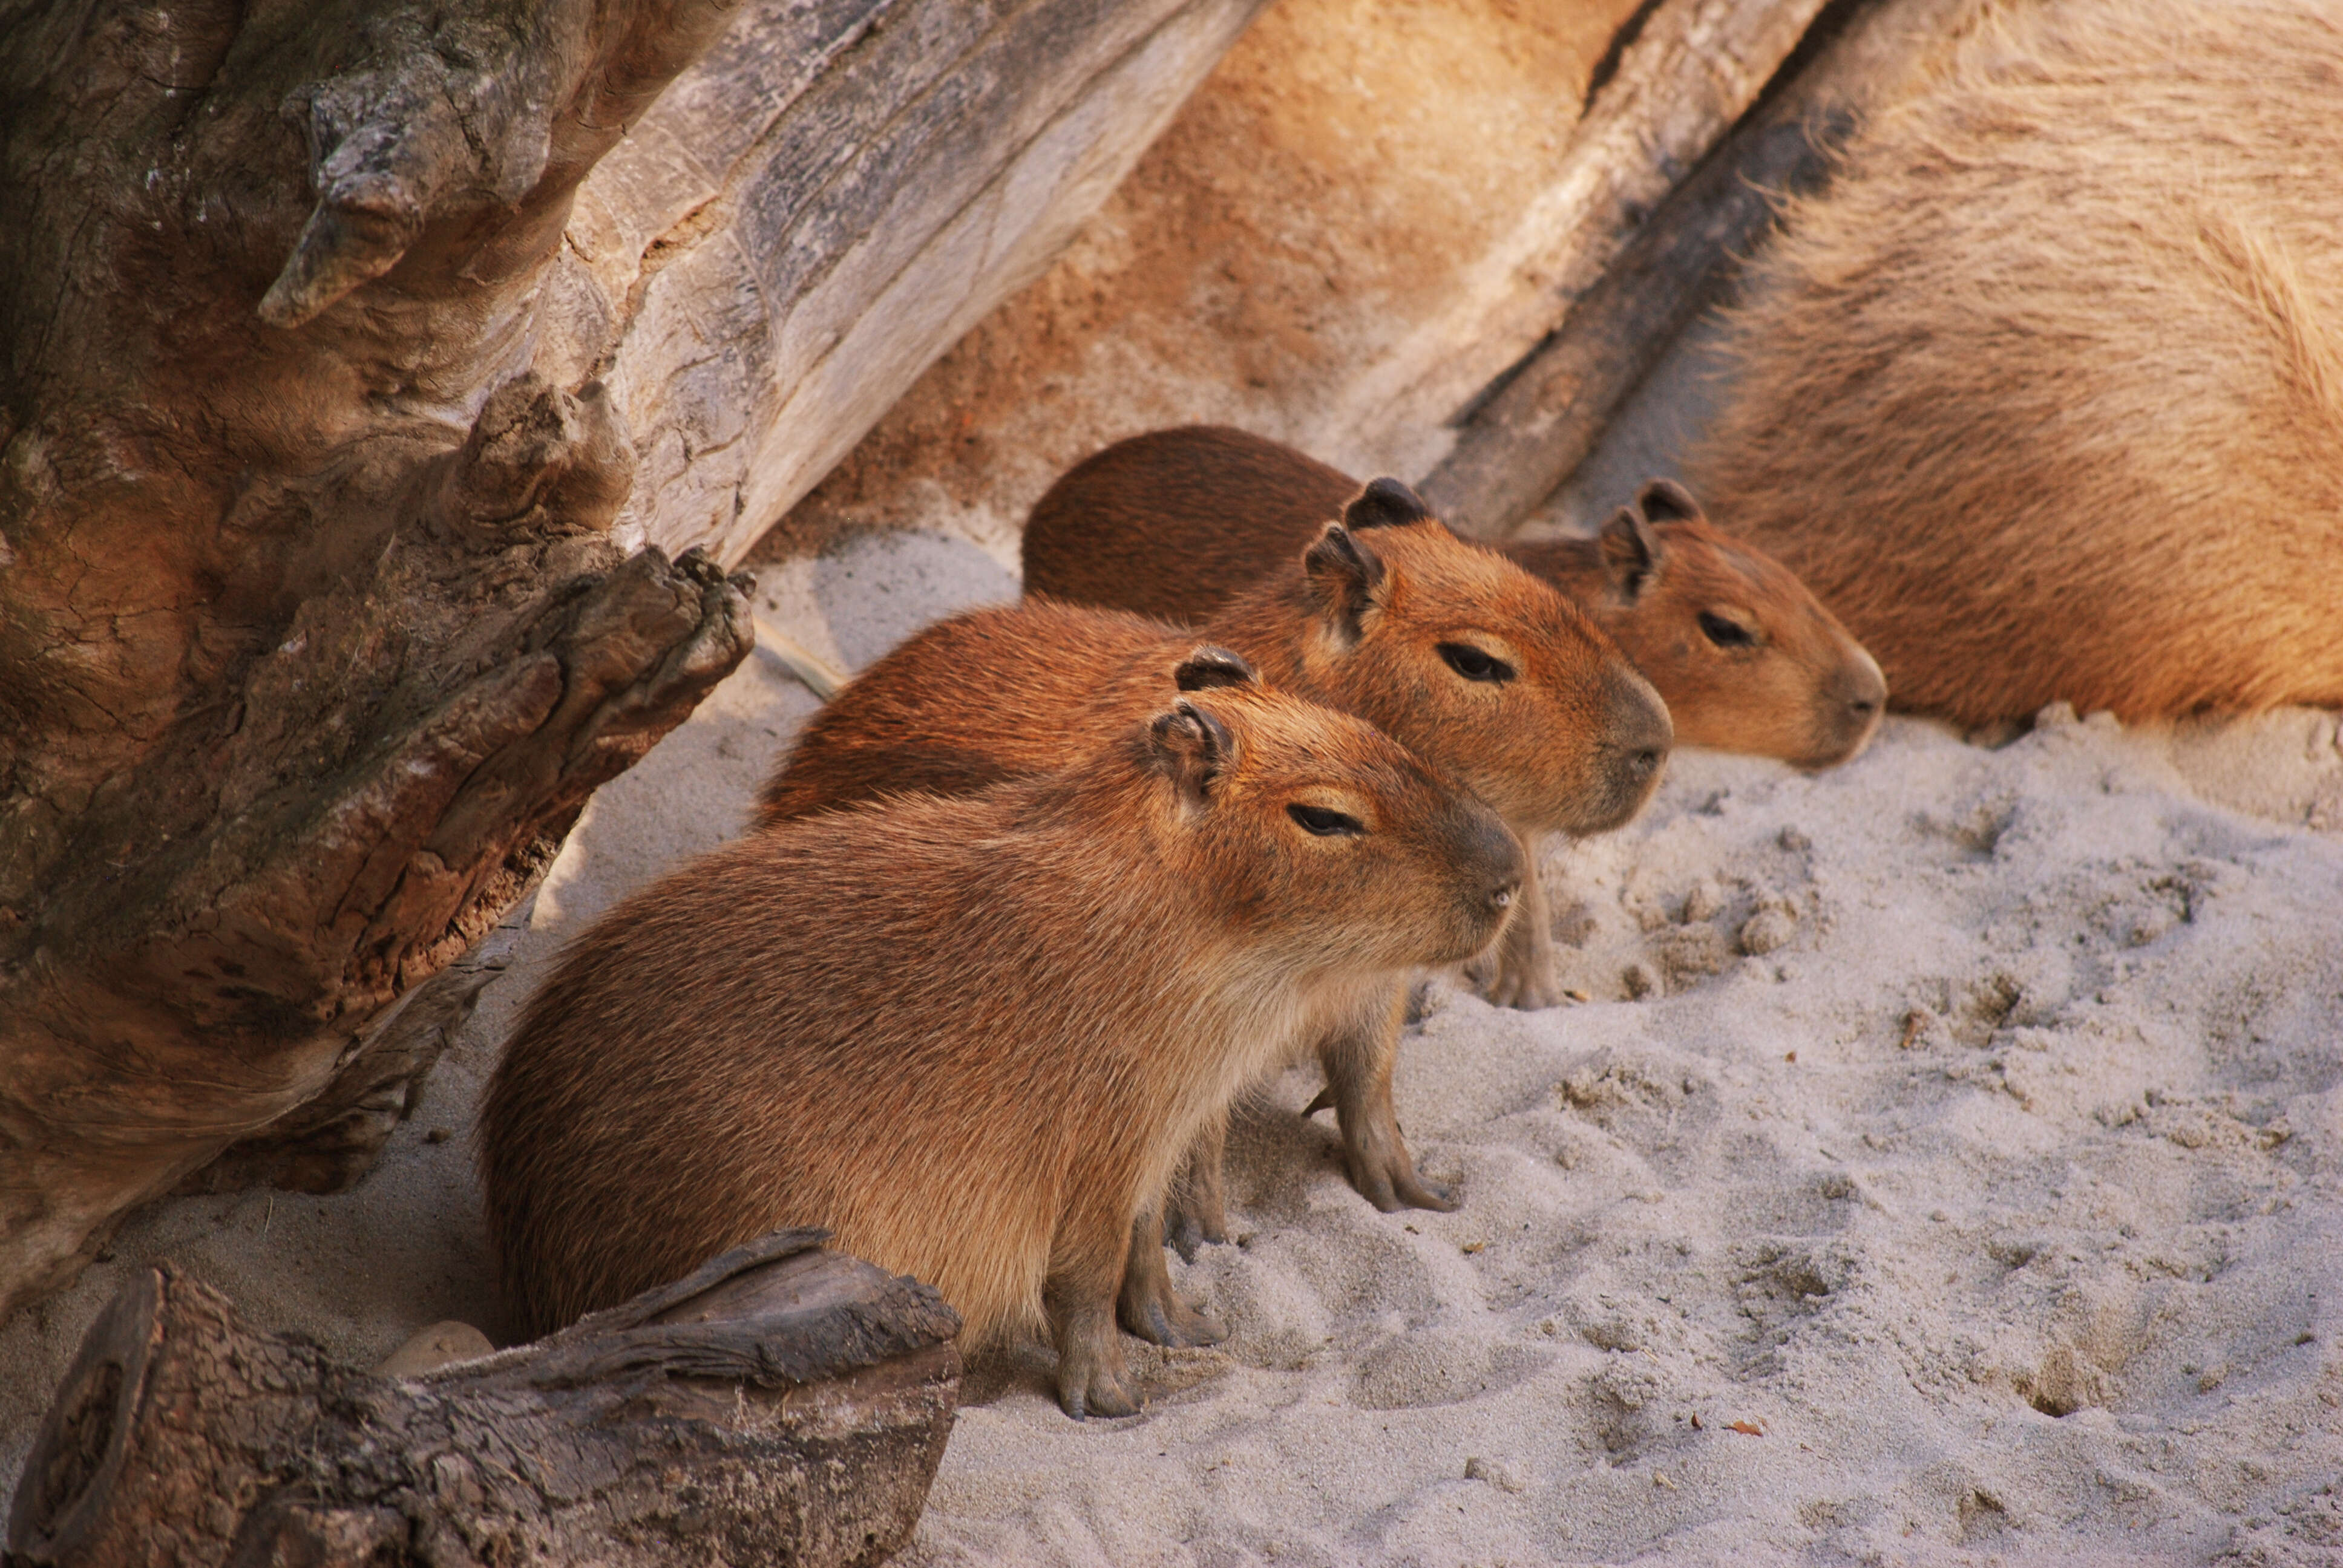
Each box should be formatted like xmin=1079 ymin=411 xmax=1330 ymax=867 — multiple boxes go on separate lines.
xmin=1698 ymin=611 xmax=1758 ymax=650
xmin=1437 ymin=642 xmax=1515 ymax=683
xmin=1288 ymin=803 xmax=1366 ymax=837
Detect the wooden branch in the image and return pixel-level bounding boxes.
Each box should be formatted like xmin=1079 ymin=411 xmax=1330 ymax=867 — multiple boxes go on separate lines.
xmin=1421 ymin=0 xmax=1976 ymax=535
xmin=5 ymin=1232 xmax=963 ymax=1568
xmin=1301 ymin=0 xmax=1831 ymax=476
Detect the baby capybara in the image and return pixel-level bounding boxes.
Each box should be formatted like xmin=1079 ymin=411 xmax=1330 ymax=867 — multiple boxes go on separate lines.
xmin=482 ymin=670 xmax=1523 ymax=1418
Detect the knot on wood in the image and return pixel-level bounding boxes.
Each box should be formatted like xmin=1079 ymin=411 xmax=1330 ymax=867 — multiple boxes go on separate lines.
xmin=258 ymin=12 xmax=575 ymax=328
xmin=437 ymin=373 xmax=637 ymax=544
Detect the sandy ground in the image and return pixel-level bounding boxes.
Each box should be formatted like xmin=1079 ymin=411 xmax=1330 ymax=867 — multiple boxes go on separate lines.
xmin=5 ymin=518 xmax=2339 ymax=1565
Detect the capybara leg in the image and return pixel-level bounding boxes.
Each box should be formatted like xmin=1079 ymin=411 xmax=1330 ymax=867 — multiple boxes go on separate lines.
xmin=1118 ymin=1201 xmax=1228 ymax=1348
xmin=1469 ymin=863 xmax=1560 ymax=1011
xmin=1164 ymin=1112 xmax=1231 ymax=1260
xmin=1046 ymin=1276 xmax=1142 ymax=1420
xmin=1316 ymin=993 xmax=1458 ymax=1214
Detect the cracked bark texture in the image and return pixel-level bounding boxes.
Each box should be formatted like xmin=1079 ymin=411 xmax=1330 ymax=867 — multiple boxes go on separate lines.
xmin=6 ymin=1230 xmax=963 ymax=1567
xmin=0 ymin=0 xmax=1261 ymax=1321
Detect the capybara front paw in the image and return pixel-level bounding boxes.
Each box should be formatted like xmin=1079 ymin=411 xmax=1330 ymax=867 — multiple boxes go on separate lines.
xmin=1391 ymin=1168 xmax=1458 ymax=1212
xmin=1057 ymin=1355 xmax=1141 ymax=1420
xmin=1131 ymin=1285 xmax=1228 ymax=1349
xmin=1164 ymin=1189 xmax=1230 ymax=1262
xmin=1345 ymin=1146 xmax=1460 ymax=1214
xmin=1165 ymin=1205 xmax=1228 ymax=1263
xmin=1481 ymin=949 xmax=1562 ymax=1011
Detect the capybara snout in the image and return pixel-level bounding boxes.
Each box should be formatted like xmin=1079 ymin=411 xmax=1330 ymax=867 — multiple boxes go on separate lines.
xmin=1427 ymin=794 xmax=1529 ymax=962
xmin=1584 ymin=664 xmax=1674 ymax=834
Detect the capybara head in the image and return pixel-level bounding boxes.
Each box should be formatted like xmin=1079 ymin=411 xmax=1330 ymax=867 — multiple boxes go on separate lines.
xmin=1140 ymin=671 xmax=1526 ymax=972
xmin=1252 ymin=480 xmax=1673 ymax=837
xmin=1567 ymin=481 xmax=1885 ymax=769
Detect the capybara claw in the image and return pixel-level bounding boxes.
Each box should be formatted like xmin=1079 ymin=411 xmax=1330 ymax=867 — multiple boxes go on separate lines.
xmin=1061 ymin=1367 xmax=1141 ymax=1420
xmin=1347 ymin=1150 xmax=1457 ymax=1214
xmin=1165 ymin=1211 xmax=1211 ymax=1263
xmin=1394 ymin=1172 xmax=1459 ymax=1212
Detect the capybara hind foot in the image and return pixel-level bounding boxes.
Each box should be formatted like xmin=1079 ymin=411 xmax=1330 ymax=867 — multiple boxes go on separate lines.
xmin=1164 ymin=1115 xmax=1232 ymax=1261
xmin=1049 ymin=1285 xmax=1142 ymax=1419
xmin=1119 ymin=1206 xmax=1228 ymax=1348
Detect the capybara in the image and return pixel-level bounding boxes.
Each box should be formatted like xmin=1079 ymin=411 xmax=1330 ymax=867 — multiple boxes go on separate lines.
xmin=1020 ymin=425 xmax=1884 ymax=768
xmin=482 ymin=671 xmax=1524 ymax=1418
xmin=758 ymin=485 xmax=1668 ymax=1250
xmin=1683 ymin=0 xmax=2343 ymax=726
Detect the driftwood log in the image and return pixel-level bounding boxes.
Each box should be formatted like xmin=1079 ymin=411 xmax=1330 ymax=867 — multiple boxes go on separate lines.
xmin=1421 ymin=0 xmax=1978 ymax=534
xmin=5 ymin=1230 xmax=962 ymax=1567
xmin=0 ymin=0 xmax=1265 ymax=1323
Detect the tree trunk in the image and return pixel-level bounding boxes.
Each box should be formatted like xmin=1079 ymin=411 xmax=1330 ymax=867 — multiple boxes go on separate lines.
xmin=5 ymin=1230 xmax=964 ymax=1567
xmin=0 ymin=0 xmax=1263 ymax=1321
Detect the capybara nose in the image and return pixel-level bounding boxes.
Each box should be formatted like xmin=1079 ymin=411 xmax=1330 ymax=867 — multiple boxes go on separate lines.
xmin=1601 ymin=667 xmax=1674 ymax=809
xmin=1845 ymin=649 xmax=1888 ymax=719
xmin=1818 ymin=648 xmax=1889 ymax=764
xmin=1450 ymin=803 xmax=1528 ymax=916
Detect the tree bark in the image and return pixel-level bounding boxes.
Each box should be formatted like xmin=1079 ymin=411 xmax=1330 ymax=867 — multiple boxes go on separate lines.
xmin=5 ymin=1230 xmax=964 ymax=1568
xmin=0 ymin=0 xmax=1263 ymax=1321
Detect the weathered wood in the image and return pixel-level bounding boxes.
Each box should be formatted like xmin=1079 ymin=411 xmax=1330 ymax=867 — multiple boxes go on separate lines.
xmin=1301 ymin=0 xmax=1830 ymax=478
xmin=0 ymin=0 xmax=1267 ymax=1321
xmin=5 ymin=1231 xmax=963 ymax=1568
xmin=572 ymin=0 xmax=1276 ymax=569
xmin=1421 ymin=0 xmax=1977 ymax=535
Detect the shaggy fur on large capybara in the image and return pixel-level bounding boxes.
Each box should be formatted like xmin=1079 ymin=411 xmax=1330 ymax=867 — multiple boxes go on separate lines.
xmin=1684 ymin=0 xmax=2343 ymax=727
xmin=482 ymin=676 xmax=1523 ymax=1419
xmin=1021 ymin=425 xmax=1884 ymax=768
xmin=761 ymin=482 xmax=1667 ymax=1215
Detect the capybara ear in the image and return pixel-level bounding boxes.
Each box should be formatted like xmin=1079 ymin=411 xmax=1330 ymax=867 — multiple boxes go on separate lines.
xmin=1635 ymin=478 xmax=1705 ymax=525
xmin=1599 ymin=501 xmax=1665 ymax=604
xmin=1303 ymin=522 xmax=1388 ymax=644
xmin=1341 ymin=477 xmax=1435 ymax=532
xmin=1174 ymin=645 xmax=1259 ymax=693
xmin=1149 ymin=698 xmax=1236 ymax=804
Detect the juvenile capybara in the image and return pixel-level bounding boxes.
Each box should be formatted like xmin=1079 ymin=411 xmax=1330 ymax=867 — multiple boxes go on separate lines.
xmin=759 ymin=485 xmax=1668 ymax=1252
xmin=482 ymin=673 xmax=1524 ymax=1418
xmin=1684 ymin=0 xmax=2343 ymax=726
xmin=1020 ymin=425 xmax=1885 ymax=768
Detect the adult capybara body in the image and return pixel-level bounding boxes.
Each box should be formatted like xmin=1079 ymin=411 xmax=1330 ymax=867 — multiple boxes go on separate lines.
xmin=1021 ymin=425 xmax=1884 ymax=768
xmin=758 ymin=487 xmax=1668 ymax=1276
xmin=483 ymin=679 xmax=1523 ymax=1418
xmin=1685 ymin=0 xmax=2343 ymax=726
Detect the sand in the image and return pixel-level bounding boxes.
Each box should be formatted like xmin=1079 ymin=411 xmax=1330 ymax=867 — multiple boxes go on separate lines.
xmin=5 ymin=516 xmax=2339 ymax=1565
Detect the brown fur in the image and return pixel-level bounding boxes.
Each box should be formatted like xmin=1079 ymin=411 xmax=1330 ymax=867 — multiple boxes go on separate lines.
xmin=1685 ymin=0 xmax=2343 ymax=727
xmin=1021 ymin=425 xmax=1885 ymax=768
xmin=482 ymin=680 xmax=1522 ymax=1419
